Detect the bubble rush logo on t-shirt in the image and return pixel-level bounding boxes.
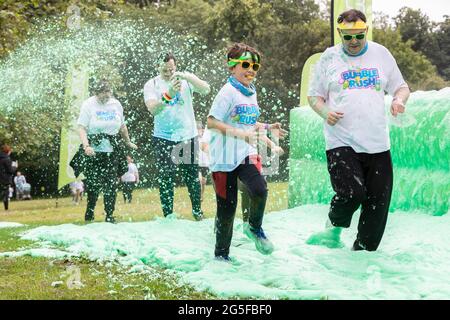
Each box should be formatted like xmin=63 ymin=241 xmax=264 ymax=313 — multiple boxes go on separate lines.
xmin=339 ymin=68 xmax=381 ymax=91
xmin=95 ymin=111 xmax=117 ymax=121
xmin=230 ymin=104 xmax=260 ymax=125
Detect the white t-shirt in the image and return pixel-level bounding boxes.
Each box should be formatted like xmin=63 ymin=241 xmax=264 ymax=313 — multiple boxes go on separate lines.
xmin=198 ymin=129 xmax=210 ymax=168
xmin=121 ymin=163 xmax=138 ymax=183
xmin=77 ymin=96 xmax=124 ymax=152
xmin=308 ymin=41 xmax=408 ymax=153
xmin=208 ymin=82 xmax=260 ymax=172
xmin=144 ymin=75 xmax=198 ymax=142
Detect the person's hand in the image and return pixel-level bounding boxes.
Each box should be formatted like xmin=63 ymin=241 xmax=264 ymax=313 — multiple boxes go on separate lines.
xmin=173 ymin=71 xmax=188 ymax=81
xmin=84 ymin=146 xmax=95 ymax=156
xmin=243 ymin=129 xmax=258 ymax=146
xmin=390 ymin=98 xmax=405 ymax=117
xmin=168 ymin=77 xmax=182 ymax=97
xmin=271 ymin=145 xmax=285 ymax=156
xmin=327 ymin=111 xmax=344 ymax=126
xmin=126 ymin=141 xmax=138 ymax=150
xmin=268 ymin=122 xmax=288 ymax=139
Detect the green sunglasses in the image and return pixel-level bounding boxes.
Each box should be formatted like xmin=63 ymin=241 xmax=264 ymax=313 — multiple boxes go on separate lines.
xmin=342 ymin=32 xmax=366 ymax=41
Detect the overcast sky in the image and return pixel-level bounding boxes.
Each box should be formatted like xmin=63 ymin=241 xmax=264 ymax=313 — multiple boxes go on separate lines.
xmin=372 ymin=0 xmax=449 ymax=22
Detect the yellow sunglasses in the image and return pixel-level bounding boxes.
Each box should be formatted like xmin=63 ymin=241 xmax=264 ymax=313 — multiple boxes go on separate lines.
xmin=228 ymin=59 xmax=261 ymax=72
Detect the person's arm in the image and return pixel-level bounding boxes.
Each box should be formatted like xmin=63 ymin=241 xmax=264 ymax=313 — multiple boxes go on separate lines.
xmin=146 ymin=98 xmax=166 ymax=116
xmin=119 ymin=125 xmax=138 ymax=149
xmin=259 ymin=135 xmax=284 ymax=156
xmin=78 ymin=125 xmax=95 ymax=156
xmin=145 ymin=80 xmax=180 ymax=116
xmin=390 ymin=86 xmax=410 ymax=117
xmin=207 ymin=116 xmax=256 ymax=143
xmin=307 ymin=96 xmax=344 ymax=126
xmin=255 ymin=121 xmax=288 ymax=139
xmin=174 ymin=72 xmax=210 ymax=95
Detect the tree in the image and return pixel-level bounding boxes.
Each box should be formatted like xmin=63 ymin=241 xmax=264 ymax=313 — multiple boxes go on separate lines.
xmin=394 ymin=7 xmax=449 ymax=81
xmin=373 ymin=28 xmax=447 ymax=91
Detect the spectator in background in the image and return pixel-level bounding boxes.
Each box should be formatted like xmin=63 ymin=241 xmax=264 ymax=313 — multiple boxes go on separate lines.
xmin=70 ymin=180 xmax=84 ymax=205
xmin=14 ymin=171 xmax=26 ymax=200
xmin=0 ymin=144 xmax=14 ymax=210
xmin=121 ymin=156 xmax=139 ymax=203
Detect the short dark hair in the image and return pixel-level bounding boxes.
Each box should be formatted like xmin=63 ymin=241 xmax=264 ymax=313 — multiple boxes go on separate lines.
xmin=159 ymin=52 xmax=177 ymax=65
xmin=337 ymin=9 xmax=367 ymax=24
xmin=227 ymin=43 xmax=261 ymax=64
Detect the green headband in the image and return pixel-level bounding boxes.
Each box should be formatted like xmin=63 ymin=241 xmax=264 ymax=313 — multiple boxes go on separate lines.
xmin=227 ymin=51 xmax=259 ymax=67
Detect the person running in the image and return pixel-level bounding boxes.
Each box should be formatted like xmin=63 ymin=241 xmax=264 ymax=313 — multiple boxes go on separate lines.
xmin=121 ymin=156 xmax=139 ymax=203
xmin=207 ymin=42 xmax=287 ymax=261
xmin=72 ymin=79 xmax=137 ymax=223
xmin=144 ymin=52 xmax=210 ymax=221
xmin=306 ymin=9 xmax=410 ymax=251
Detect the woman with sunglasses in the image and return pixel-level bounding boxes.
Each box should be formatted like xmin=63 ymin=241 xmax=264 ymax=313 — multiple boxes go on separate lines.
xmin=306 ymin=9 xmax=410 ymax=251
xmin=207 ymin=43 xmax=286 ymax=261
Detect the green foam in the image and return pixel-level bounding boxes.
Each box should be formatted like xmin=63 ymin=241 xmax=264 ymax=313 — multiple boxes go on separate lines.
xmin=289 ymin=88 xmax=450 ymax=215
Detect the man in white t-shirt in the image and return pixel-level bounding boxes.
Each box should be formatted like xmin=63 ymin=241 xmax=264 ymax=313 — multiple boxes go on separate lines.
xmin=121 ymin=156 xmax=139 ymax=203
xmin=144 ymin=52 xmax=210 ymax=221
xmin=306 ymin=9 xmax=410 ymax=251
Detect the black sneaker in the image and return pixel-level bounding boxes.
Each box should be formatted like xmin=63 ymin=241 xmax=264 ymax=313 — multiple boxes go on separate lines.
xmin=214 ymin=255 xmax=232 ymax=263
xmin=85 ymin=214 xmax=95 ymax=222
xmin=193 ymin=210 xmax=204 ymax=221
xmin=105 ymin=216 xmax=116 ymax=224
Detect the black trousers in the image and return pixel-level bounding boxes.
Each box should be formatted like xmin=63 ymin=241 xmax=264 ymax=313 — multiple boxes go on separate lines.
xmin=326 ymin=147 xmax=393 ymax=251
xmin=212 ymin=156 xmax=268 ymax=257
xmin=122 ymin=182 xmax=135 ymax=203
xmin=84 ymin=152 xmax=119 ymax=219
xmin=1 ymin=184 xmax=8 ymax=210
xmin=152 ymin=136 xmax=201 ymax=217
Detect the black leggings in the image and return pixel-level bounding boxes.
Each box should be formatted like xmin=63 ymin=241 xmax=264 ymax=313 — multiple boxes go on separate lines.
xmin=326 ymin=147 xmax=393 ymax=251
xmin=212 ymin=156 xmax=268 ymax=257
xmin=152 ymin=136 xmax=201 ymax=217
xmin=84 ymin=152 xmax=119 ymax=219
xmin=122 ymin=182 xmax=135 ymax=203
xmin=1 ymin=184 xmax=8 ymax=210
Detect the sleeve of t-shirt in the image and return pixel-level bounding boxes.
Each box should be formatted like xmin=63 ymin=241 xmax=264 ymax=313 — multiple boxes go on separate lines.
xmin=208 ymin=88 xmax=232 ymax=122
xmin=384 ymin=49 xmax=408 ymax=96
xmin=143 ymin=79 xmax=158 ymax=103
xmin=308 ymin=52 xmax=328 ymax=99
xmin=77 ymin=100 xmax=90 ymax=128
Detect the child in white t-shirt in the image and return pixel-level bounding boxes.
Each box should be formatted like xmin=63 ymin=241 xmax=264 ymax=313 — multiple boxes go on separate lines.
xmin=207 ymin=43 xmax=287 ymax=261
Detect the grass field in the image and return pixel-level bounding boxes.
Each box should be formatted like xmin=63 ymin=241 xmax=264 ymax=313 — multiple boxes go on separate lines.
xmin=0 ymin=182 xmax=288 ymax=299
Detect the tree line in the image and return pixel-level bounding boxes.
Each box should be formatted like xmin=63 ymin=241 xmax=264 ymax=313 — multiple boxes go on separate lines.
xmin=0 ymin=0 xmax=448 ymax=196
